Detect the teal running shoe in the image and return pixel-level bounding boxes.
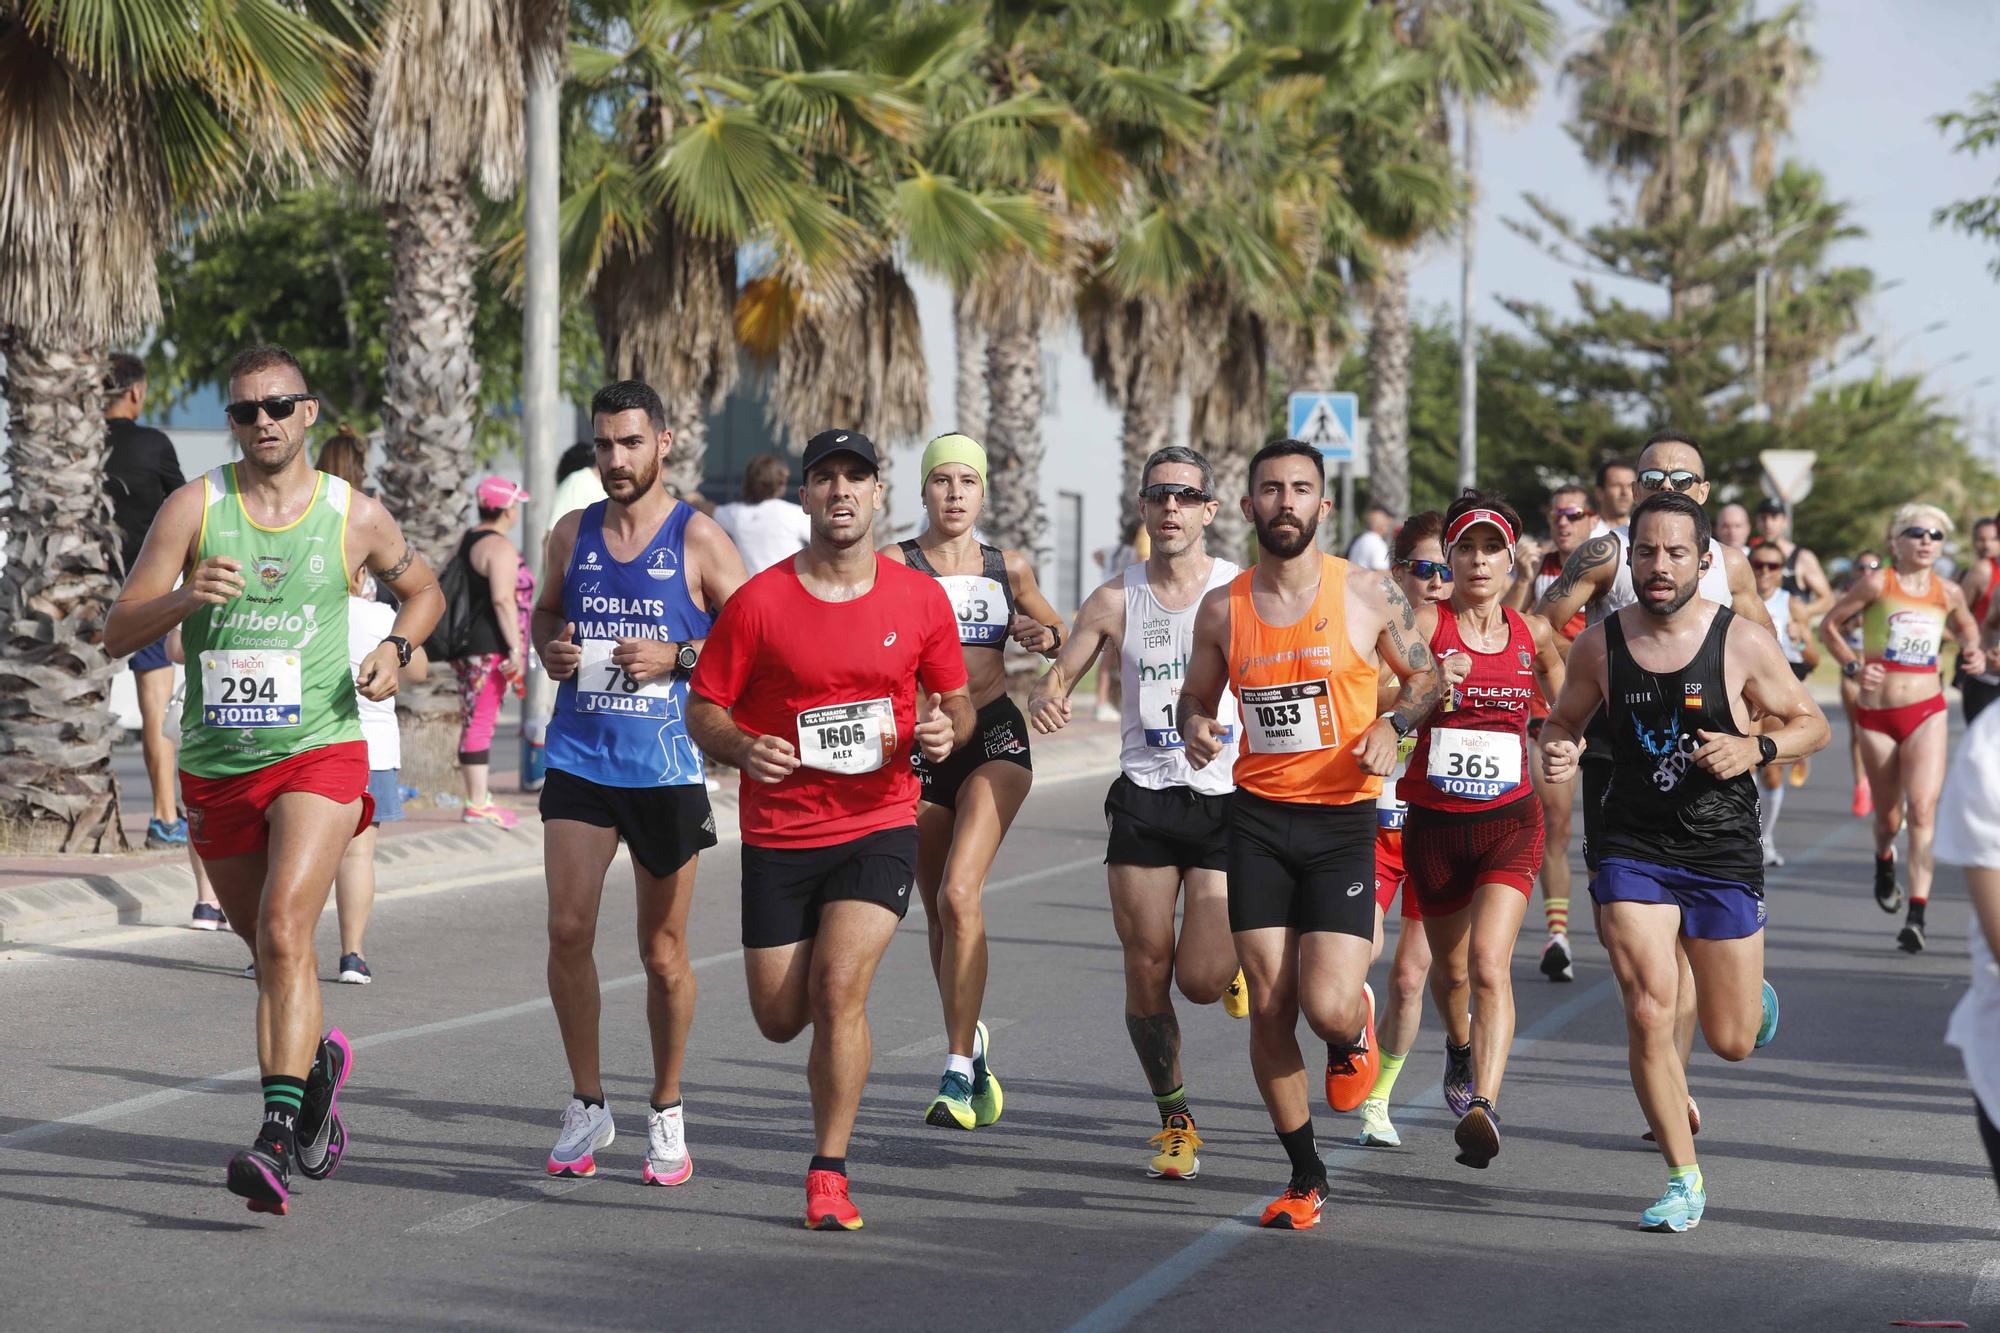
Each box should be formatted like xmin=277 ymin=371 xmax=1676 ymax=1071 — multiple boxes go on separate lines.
xmin=926 ymin=1070 xmax=976 ymax=1130
xmin=970 ymin=1021 xmax=1003 ymax=1127
xmin=1640 ymin=1177 xmax=1706 ymax=1232
xmin=1754 ymin=980 xmax=1779 ymax=1049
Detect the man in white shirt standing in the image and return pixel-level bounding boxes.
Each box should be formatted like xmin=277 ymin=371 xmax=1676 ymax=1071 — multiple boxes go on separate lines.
xmin=715 ymin=454 xmax=810 ymax=575
xmin=1345 ymin=504 xmax=1395 ymax=570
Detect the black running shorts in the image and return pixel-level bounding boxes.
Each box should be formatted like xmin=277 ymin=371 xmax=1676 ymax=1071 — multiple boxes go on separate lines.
xmin=913 ymin=695 xmax=1032 ymax=810
xmin=1224 ymin=790 xmax=1377 ymax=939
xmin=1104 ymin=774 xmax=1230 ymax=872
xmin=739 ymin=825 xmax=918 ymax=949
xmin=538 ymin=768 xmax=717 ymax=877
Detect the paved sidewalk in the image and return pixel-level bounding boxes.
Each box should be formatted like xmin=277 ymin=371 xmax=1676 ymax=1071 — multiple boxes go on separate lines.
xmin=0 ymin=720 xmax=1122 ymax=944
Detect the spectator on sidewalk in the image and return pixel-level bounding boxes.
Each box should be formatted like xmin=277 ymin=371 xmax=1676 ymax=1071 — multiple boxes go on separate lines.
xmin=451 ymin=477 xmax=531 ymax=828
xmin=334 ymin=570 xmax=428 ymax=985
xmin=714 ymin=453 xmax=809 ymax=575
xmin=103 ymin=352 xmax=187 ymax=849
xmin=551 ymin=440 xmax=607 ymax=520
xmin=1345 ymin=503 xmax=1395 ymax=570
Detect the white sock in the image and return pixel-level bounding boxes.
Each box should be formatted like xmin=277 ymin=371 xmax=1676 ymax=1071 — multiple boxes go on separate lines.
xmin=1760 ymin=783 xmax=1785 ymax=840
xmin=945 ymin=1054 xmax=975 ymax=1081
xmin=972 ymin=1024 xmax=985 ymax=1063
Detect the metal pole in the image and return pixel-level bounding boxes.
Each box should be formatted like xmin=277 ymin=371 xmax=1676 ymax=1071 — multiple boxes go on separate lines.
xmin=521 ymin=63 xmax=561 ymax=730
xmin=1339 ymin=461 xmax=1354 ymax=553
xmin=1458 ymin=101 xmax=1478 ymax=492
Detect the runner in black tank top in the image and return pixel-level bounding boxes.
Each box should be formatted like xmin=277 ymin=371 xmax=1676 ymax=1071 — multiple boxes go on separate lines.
xmin=1539 ymin=491 xmax=1829 ymax=1235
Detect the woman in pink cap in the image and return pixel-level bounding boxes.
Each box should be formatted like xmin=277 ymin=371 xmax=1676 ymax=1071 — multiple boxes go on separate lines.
xmin=452 ymin=476 xmax=533 ymax=826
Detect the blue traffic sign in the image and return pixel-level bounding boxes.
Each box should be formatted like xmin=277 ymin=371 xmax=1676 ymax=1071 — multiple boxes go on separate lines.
xmin=1287 ymin=392 xmax=1358 ymax=462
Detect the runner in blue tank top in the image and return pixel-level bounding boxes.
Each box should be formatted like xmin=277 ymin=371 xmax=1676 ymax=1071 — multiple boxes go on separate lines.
xmin=530 ymin=380 xmax=747 ymax=1187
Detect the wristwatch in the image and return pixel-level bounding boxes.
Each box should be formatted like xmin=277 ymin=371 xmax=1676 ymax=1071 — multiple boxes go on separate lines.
xmin=1384 ymin=711 xmax=1415 ymax=739
xmin=1045 ymin=622 xmax=1063 ymax=654
xmin=382 ymin=635 xmax=413 ymax=667
xmin=675 ymin=642 xmax=700 ymax=675
xmin=1841 ymin=659 xmax=1860 ymax=679
xmin=1756 ymin=735 xmax=1779 ymax=768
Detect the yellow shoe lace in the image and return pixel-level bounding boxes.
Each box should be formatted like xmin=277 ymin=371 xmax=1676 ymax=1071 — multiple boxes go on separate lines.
xmin=1148 ymin=1122 xmax=1204 ymax=1159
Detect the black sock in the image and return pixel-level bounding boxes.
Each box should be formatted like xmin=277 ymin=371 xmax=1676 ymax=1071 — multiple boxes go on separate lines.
xmin=1276 ymin=1120 xmax=1322 ymax=1182
xmin=575 ymin=1092 xmax=605 ymax=1110
xmin=1154 ymin=1086 xmax=1192 ymax=1126
xmin=1448 ymin=1039 xmax=1471 ymax=1060
xmin=259 ymin=1074 xmax=306 ymax=1155
xmin=1908 ymin=899 xmax=1927 ymax=926
xmin=809 ymin=1155 xmax=847 ymax=1177
xmin=650 ymin=1098 xmax=682 ymax=1114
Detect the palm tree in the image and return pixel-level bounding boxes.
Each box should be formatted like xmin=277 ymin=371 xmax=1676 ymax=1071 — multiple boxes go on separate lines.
xmin=0 ymin=3 xmax=362 ymax=850
xmin=368 ymin=1 xmax=562 ymax=562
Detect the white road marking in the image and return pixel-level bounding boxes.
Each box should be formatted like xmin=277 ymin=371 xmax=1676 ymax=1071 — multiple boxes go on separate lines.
xmin=1972 ymin=1253 xmax=2000 ymax=1305
xmin=886 ymin=1017 xmax=1018 ymax=1059
xmin=407 ymin=1176 xmax=597 ymax=1236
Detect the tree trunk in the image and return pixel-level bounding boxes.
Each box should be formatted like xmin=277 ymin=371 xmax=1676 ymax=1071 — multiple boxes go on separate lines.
xmin=378 ymin=174 xmax=483 ymax=570
xmin=1366 ymin=244 xmax=1413 ymax=518
xmin=1458 ymin=102 xmax=1479 ymax=494
xmin=1118 ymin=390 xmax=1173 ymax=537
xmin=666 ymin=412 xmax=708 ymax=501
xmin=983 ymin=324 xmax=1047 ymax=569
xmin=953 ymin=288 xmax=988 ymax=441
xmin=0 ymin=336 xmax=127 ymax=851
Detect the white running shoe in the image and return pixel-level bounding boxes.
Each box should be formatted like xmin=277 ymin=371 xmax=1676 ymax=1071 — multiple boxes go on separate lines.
xmin=641 ymin=1104 xmax=693 ymax=1186
xmin=1357 ymin=1098 xmax=1401 ymax=1148
xmin=548 ymin=1098 xmax=615 ymax=1177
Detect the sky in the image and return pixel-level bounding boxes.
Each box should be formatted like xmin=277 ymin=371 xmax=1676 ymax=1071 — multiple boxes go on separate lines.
xmin=1406 ymin=0 xmax=2000 ymax=449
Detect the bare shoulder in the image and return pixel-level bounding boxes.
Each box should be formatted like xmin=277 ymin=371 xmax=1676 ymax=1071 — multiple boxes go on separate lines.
xmin=876 ymin=540 xmax=910 ymax=565
xmin=1522 ymin=610 xmax=1556 ymax=648
xmin=1942 ymin=576 xmax=1971 ymax=611
xmin=1079 ymin=578 xmax=1124 ymax=627
xmin=1347 ymin=561 xmax=1392 ymax=607
xmin=683 ymin=508 xmax=734 ymax=555
xmin=1725 ymin=606 xmax=1784 ymax=661
xmin=1194 ymin=579 xmax=1232 ymax=630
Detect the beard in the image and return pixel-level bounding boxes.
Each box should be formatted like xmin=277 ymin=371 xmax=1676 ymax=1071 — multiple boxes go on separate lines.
xmin=1637 ymin=577 xmax=1699 ymax=617
xmin=1255 ymin=511 xmax=1319 ymax=559
xmin=605 ymin=457 xmax=661 ymax=500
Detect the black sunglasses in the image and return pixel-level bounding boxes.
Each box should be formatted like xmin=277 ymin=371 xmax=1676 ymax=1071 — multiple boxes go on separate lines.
xmin=226 ymin=393 xmax=317 ymax=425
xmin=1751 ymin=560 xmax=1785 ymax=572
xmin=1638 ymin=468 xmax=1704 ymax=493
xmin=1900 ymin=527 xmax=1945 ymax=543
xmin=1140 ymin=483 xmax=1212 ymax=505
xmin=1399 ymin=558 xmax=1453 ymax=582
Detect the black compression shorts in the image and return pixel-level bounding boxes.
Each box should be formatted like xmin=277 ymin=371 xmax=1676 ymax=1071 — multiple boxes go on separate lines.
xmin=1225 ymin=791 xmax=1376 ymax=939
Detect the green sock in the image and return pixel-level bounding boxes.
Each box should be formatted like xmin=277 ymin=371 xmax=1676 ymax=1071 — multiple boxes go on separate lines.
xmin=1153 ymin=1085 xmax=1192 ymax=1126
xmin=1369 ymin=1051 xmax=1407 ymax=1103
xmin=259 ymin=1074 xmax=306 ymax=1154
xmin=1669 ymin=1161 xmax=1703 ymax=1193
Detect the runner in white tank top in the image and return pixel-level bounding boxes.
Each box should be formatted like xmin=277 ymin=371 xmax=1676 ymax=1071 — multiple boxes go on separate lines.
xmin=1028 ymin=445 xmax=1248 ymax=1181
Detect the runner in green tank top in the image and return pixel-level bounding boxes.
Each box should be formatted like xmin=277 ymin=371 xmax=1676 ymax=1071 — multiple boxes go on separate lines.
xmin=106 ymin=345 xmax=443 ymax=1217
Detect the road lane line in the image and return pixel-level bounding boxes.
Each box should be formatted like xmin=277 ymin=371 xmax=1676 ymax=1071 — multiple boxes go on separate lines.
xmin=886 ymin=1017 xmax=1018 ymax=1059
xmin=407 ymin=1177 xmax=598 ymax=1236
xmin=1972 ymin=1254 xmax=2000 ymax=1306
xmin=0 ymin=854 xmax=1101 ymax=1152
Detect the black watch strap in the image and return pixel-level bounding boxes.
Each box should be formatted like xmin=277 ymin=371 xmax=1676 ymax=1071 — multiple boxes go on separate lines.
xmin=1756 ymin=734 xmax=1778 ymax=767
xmin=676 ymin=642 xmax=700 ymax=674
xmin=383 ymin=635 xmax=413 ymax=667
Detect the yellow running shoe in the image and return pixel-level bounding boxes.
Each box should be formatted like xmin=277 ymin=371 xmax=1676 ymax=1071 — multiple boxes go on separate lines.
xmin=971 ymin=1020 xmax=1003 ymax=1127
xmin=1223 ymin=968 xmax=1249 ymax=1020
xmin=925 ymin=1071 xmax=976 ymax=1130
xmin=1147 ymin=1114 xmax=1203 ymax=1179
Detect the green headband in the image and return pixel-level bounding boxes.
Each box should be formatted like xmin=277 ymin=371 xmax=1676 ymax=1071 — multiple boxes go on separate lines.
xmin=922 ymin=433 xmax=987 ymax=487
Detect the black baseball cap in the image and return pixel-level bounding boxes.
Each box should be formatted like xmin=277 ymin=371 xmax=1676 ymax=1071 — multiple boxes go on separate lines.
xmin=1756 ymin=497 xmax=1787 ymax=516
xmin=802 ymin=429 xmax=880 ymax=477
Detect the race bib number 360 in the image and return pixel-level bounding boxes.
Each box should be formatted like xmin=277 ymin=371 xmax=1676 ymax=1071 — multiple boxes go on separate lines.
xmin=575 ymin=638 xmax=673 ymax=718
xmin=1240 ymin=680 xmax=1337 ymax=754
xmin=200 ymin=649 xmax=302 ymax=728
xmin=1883 ymin=610 xmax=1943 ymax=668
xmin=1426 ymin=728 xmax=1522 ymax=800
xmin=798 ymin=699 xmax=896 ymax=775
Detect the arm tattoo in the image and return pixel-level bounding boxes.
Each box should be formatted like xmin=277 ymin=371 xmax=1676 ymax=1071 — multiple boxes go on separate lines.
xmin=1125 ymin=1012 xmax=1183 ymax=1097
xmin=1381 ymin=574 xmax=1415 ymax=630
xmin=1539 ymin=535 xmax=1616 ymax=613
xmin=380 ymin=543 xmax=415 ymax=583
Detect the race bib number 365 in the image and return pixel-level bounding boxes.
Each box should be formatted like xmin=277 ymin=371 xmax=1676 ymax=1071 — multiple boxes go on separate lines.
xmin=798 ymin=699 xmax=896 ymax=775
xmin=200 ymin=649 xmax=302 ymax=728
xmin=1426 ymin=728 xmax=1522 ymax=800
xmin=1240 ymin=680 xmax=1337 ymax=754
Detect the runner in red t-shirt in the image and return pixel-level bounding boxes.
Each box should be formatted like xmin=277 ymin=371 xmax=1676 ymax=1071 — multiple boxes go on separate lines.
xmin=689 ymin=429 xmax=973 ymax=1231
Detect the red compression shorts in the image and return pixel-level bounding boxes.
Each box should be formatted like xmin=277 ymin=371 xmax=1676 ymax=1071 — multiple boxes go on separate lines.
xmin=181 ymin=740 xmax=372 ymax=862
xmin=1403 ymin=796 xmax=1545 ymax=918
xmin=1373 ymin=826 xmax=1423 ymax=920
xmin=1853 ymin=693 xmax=1947 ymax=743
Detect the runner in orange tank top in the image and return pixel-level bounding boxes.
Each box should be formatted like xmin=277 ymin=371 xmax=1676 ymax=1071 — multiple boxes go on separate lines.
xmin=1179 ymin=441 xmax=1442 ymax=1231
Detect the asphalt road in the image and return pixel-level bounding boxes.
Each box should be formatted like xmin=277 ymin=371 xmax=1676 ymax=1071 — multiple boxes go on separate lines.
xmin=4 ymin=738 xmax=1997 ymax=1331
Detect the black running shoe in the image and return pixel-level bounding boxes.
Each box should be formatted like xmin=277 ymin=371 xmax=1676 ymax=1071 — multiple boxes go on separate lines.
xmin=1873 ymin=854 xmax=1903 ymax=914
xmin=227 ymin=1140 xmax=292 ymax=1215
xmin=1442 ymin=1040 xmax=1474 ymax=1117
xmin=296 ymin=1028 xmax=353 ymax=1182
xmin=1897 ymin=921 xmax=1925 ymax=953
xmin=1454 ymin=1097 xmax=1501 ymax=1169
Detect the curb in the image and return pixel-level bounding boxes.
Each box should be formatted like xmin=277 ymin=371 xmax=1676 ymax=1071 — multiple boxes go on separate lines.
xmin=0 ymin=734 xmax=1122 ymax=946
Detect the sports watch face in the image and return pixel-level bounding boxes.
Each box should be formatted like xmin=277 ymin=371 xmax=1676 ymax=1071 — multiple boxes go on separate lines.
xmin=677 ymin=643 xmax=699 ymax=673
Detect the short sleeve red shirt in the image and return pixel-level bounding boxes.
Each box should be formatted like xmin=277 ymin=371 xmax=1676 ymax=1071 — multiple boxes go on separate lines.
xmin=691 ymin=553 xmax=968 ymax=848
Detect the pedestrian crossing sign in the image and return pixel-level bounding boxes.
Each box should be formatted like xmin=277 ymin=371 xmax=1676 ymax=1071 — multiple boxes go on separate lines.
xmin=1288 ymin=392 xmax=1358 ymax=462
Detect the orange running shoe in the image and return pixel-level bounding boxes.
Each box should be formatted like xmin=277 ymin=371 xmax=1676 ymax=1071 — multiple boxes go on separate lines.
xmin=804 ymin=1169 xmax=863 ymax=1231
xmin=1324 ymin=983 xmax=1379 ymax=1114
xmin=1259 ymin=1175 xmax=1327 ymax=1230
